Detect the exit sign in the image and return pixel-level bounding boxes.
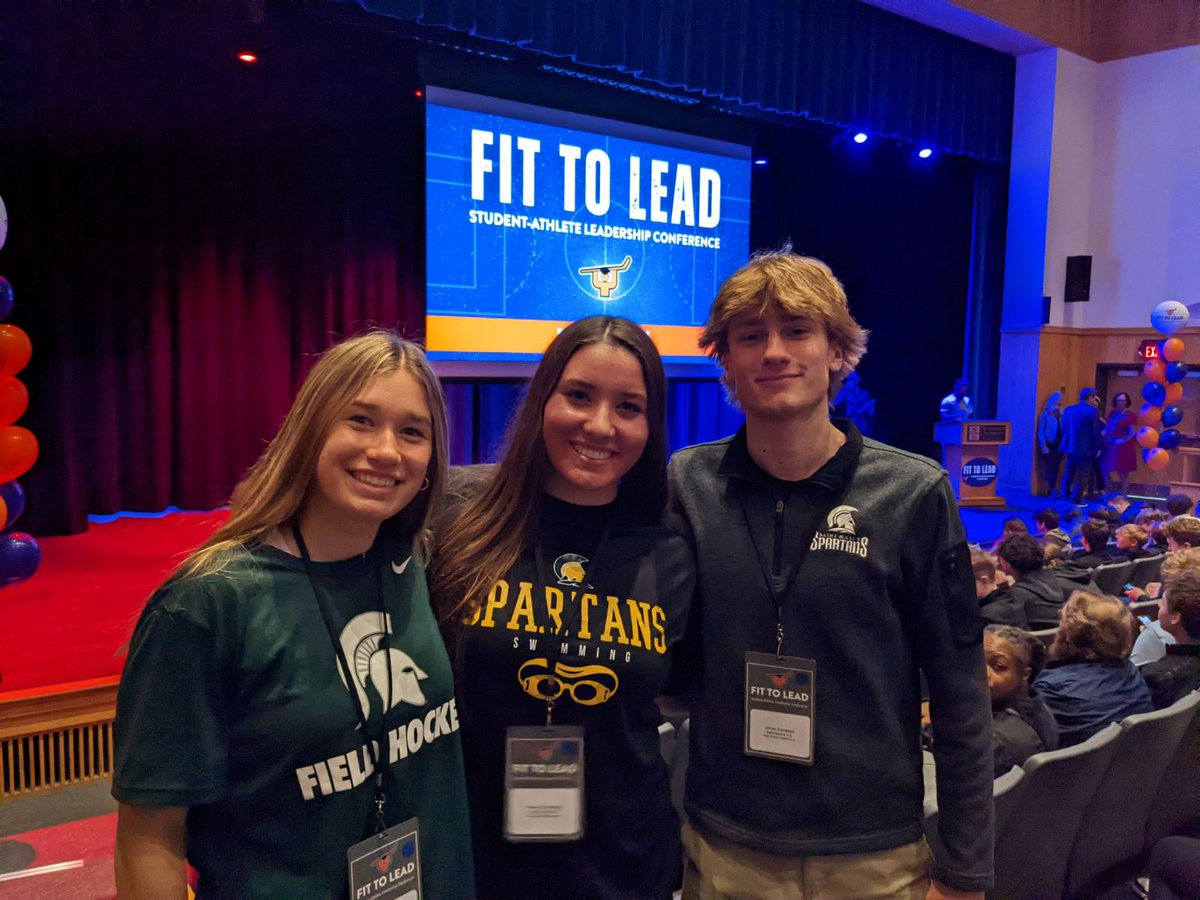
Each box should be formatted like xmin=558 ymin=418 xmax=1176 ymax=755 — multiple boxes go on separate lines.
xmin=1138 ymin=340 xmax=1160 ymax=360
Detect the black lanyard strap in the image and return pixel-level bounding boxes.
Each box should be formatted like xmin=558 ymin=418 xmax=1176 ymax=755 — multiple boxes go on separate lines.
xmin=737 ymin=485 xmax=845 ymax=659
xmin=292 ymin=522 xmax=394 ymax=834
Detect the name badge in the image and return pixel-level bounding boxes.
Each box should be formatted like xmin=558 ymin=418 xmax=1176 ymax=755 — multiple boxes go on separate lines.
xmin=504 ymin=725 xmax=585 ymax=841
xmin=347 ymin=816 xmax=421 ymax=900
xmin=744 ymin=651 xmax=816 ymax=765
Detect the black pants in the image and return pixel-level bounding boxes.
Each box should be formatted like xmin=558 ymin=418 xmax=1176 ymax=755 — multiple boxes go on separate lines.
xmin=1061 ymin=453 xmax=1093 ymax=501
xmin=1039 ymin=448 xmax=1061 ymax=495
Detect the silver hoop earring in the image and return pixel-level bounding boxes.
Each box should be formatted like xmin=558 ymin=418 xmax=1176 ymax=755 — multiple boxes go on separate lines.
xmin=420 ymin=477 xmax=431 ymax=491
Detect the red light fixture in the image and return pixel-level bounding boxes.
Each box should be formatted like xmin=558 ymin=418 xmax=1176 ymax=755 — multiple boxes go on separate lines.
xmin=237 ymin=51 xmax=258 ymax=65
xmin=414 ymin=89 xmax=424 ymax=98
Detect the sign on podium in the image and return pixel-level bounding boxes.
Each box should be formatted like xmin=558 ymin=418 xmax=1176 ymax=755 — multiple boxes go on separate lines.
xmin=933 ymin=421 xmax=1011 ymax=507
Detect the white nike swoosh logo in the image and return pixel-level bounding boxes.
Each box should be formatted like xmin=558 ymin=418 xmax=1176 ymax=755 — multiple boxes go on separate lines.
xmin=391 ymin=556 xmax=411 ymax=575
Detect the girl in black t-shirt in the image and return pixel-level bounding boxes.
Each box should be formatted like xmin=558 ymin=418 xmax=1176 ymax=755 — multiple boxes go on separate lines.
xmin=431 ymin=316 xmax=694 ymax=899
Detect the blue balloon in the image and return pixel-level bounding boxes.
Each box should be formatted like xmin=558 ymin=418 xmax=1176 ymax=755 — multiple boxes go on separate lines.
xmin=1162 ymin=405 xmax=1184 ymax=428
xmin=1143 ymin=381 xmax=1167 ymax=406
xmin=1159 ymin=429 xmax=1183 ymax=450
xmin=0 ymin=531 xmax=39 ymax=587
xmin=0 ymin=480 xmax=25 ymax=528
xmin=1166 ymin=361 xmax=1189 ymax=383
xmin=0 ymin=278 xmax=11 ymax=322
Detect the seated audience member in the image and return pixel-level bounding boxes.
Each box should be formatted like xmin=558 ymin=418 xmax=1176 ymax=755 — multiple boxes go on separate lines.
xmin=998 ymin=533 xmax=1069 ymax=629
xmin=1138 ymin=549 xmax=1200 ymax=707
xmin=1137 ymin=509 xmax=1171 ymax=551
xmin=984 ymin=625 xmax=1058 ymax=775
xmin=1043 ymin=542 xmax=1068 ymax=567
xmin=1034 ymin=591 xmax=1152 ymax=746
xmin=1033 ymin=508 xmax=1070 ymax=548
xmin=1071 ymin=519 xmax=1119 ymax=568
xmin=1103 ymin=492 xmax=1141 ymax=525
xmin=1165 ymin=493 xmax=1193 ymax=517
xmin=1114 ymin=524 xmax=1152 ymax=560
xmin=972 ymin=548 xmax=1027 ymax=627
xmin=990 ymin=517 xmax=1028 ymax=554
xmin=1164 ymin=515 xmax=1200 ymax=552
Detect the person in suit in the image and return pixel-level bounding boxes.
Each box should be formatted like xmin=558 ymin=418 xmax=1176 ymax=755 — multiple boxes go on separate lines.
xmin=1059 ymin=388 xmax=1102 ymax=504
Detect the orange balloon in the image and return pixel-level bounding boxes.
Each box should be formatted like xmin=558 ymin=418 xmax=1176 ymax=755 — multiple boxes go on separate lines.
xmin=0 ymin=426 xmax=38 ymax=482
xmin=1165 ymin=382 xmax=1184 ymax=405
xmin=1139 ymin=404 xmax=1164 ymax=429
xmin=1137 ymin=427 xmax=1160 ymax=449
xmin=0 ymin=377 xmax=29 ymax=426
xmin=1146 ymin=448 xmax=1171 ymax=472
xmin=1144 ymin=359 xmax=1168 ymax=383
xmin=0 ymin=496 xmax=9 ymax=531
xmin=0 ymin=325 xmax=31 ymax=377
xmin=1162 ymin=337 xmax=1187 ymax=363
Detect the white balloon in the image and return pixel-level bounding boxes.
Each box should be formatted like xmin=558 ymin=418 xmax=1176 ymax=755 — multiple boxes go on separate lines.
xmin=1151 ymin=300 xmax=1190 ymax=335
xmin=0 ymin=195 xmax=6 ymax=251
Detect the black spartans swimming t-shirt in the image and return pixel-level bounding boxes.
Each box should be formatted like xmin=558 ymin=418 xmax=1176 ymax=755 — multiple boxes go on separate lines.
xmin=455 ymin=493 xmax=694 ymax=899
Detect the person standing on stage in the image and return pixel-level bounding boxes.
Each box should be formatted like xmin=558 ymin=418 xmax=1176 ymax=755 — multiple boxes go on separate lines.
xmin=113 ymin=332 xmax=474 ymax=899
xmin=669 ymin=247 xmax=993 ymax=899
xmin=1059 ymin=387 xmax=1102 ymax=503
xmin=940 ymin=378 xmax=974 ymax=422
xmin=1037 ymin=391 xmax=1064 ymax=496
xmin=1102 ymin=392 xmax=1137 ymax=493
xmin=430 ymin=316 xmax=694 ymax=899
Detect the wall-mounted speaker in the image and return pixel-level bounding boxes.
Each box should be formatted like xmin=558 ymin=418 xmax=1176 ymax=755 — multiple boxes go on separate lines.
xmin=1065 ymin=255 xmax=1092 ymax=303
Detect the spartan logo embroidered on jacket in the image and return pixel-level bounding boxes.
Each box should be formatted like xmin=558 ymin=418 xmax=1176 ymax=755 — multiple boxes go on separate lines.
xmin=339 ymin=611 xmax=429 ymax=715
xmin=811 ymin=505 xmax=870 ymax=557
xmin=552 ymin=552 xmax=591 ymax=587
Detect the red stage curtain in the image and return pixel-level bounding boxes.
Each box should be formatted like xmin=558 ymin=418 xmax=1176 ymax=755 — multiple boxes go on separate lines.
xmin=6 ymin=142 xmax=424 ymax=535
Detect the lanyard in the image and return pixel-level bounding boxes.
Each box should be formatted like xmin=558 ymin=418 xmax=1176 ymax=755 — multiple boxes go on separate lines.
xmin=292 ymin=522 xmax=394 ymax=836
xmin=737 ymin=486 xmax=842 ymax=659
xmin=531 ymin=515 xmax=612 ymax=726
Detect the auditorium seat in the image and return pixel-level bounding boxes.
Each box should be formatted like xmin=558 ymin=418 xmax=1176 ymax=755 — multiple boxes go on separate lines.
xmin=1065 ymin=691 xmax=1200 ymax=897
xmin=923 ymin=765 xmax=1024 ymax=867
xmin=658 ymin=720 xmax=675 ymax=765
xmin=1091 ymin=560 xmax=1135 ymax=596
xmin=1030 ymin=627 xmax=1057 ymax=647
xmin=990 ymin=723 xmax=1123 ymax=900
xmin=1144 ymin=690 xmax=1200 ymax=850
xmin=1129 ymin=554 xmax=1167 ymax=589
xmin=669 ymin=717 xmax=689 ymax=823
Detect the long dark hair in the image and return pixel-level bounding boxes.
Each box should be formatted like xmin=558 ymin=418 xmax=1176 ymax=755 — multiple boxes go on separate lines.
xmin=429 ymin=316 xmax=667 ymax=632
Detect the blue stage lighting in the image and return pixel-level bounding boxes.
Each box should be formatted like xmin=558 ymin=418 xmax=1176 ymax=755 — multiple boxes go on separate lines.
xmin=853 ymin=132 xmax=868 ymax=144
xmin=753 ymin=158 xmax=769 ymax=166
xmin=918 ymin=148 xmax=933 ymax=159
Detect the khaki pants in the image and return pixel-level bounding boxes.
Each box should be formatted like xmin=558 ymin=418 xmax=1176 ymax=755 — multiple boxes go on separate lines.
xmin=681 ymin=822 xmax=931 ymax=900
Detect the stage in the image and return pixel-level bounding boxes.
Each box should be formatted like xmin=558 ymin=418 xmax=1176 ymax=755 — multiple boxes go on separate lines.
xmin=0 ymin=493 xmax=1072 ymax=697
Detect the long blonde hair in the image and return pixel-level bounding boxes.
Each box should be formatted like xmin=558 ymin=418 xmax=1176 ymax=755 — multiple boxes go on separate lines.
xmin=176 ymin=330 xmax=448 ymax=581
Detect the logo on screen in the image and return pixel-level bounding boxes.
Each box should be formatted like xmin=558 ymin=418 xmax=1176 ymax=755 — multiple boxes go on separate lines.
xmin=578 ymin=256 xmax=633 ymax=299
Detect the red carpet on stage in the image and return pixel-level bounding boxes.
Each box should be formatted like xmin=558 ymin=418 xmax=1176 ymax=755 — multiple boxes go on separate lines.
xmin=0 ymin=512 xmax=227 ymax=694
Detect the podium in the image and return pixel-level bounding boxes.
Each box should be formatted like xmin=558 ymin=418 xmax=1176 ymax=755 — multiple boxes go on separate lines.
xmin=934 ymin=420 xmax=1010 ymax=507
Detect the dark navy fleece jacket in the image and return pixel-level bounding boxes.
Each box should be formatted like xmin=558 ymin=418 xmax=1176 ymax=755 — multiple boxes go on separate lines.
xmin=667 ymin=421 xmax=994 ymax=893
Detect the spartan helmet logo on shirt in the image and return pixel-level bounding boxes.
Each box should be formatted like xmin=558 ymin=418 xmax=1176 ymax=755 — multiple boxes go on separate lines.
xmin=825 ymin=505 xmax=858 ymax=535
xmin=553 ymin=553 xmax=590 ymax=587
xmin=338 ymin=611 xmax=428 ymax=718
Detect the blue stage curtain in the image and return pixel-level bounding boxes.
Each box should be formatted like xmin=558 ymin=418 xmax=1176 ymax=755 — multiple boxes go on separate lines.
xmin=351 ymin=0 xmax=1014 ymax=162
xmin=963 ymin=164 xmax=1008 ymax=419
xmin=444 ymin=378 xmax=744 ymax=465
